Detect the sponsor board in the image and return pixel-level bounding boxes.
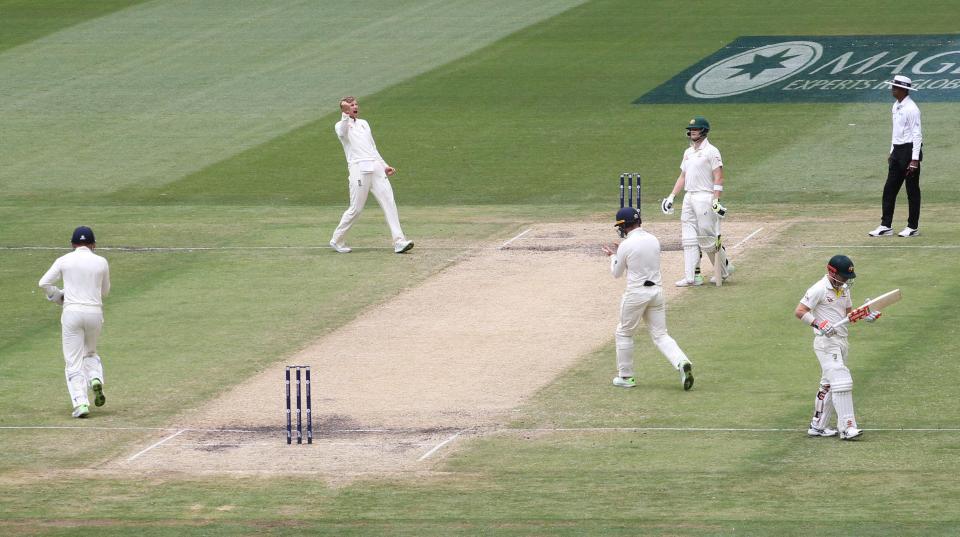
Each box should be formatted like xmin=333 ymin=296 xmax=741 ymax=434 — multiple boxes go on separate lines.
xmin=636 ymin=35 xmax=960 ymax=103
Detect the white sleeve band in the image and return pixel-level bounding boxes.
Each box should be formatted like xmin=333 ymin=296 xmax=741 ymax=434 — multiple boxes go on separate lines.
xmin=801 ymin=311 xmax=816 ymax=326
xmin=713 ymin=184 xmax=723 ymax=191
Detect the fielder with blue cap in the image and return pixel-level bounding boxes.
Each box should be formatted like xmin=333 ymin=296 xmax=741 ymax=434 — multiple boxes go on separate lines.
xmin=601 ymin=208 xmax=694 ymax=391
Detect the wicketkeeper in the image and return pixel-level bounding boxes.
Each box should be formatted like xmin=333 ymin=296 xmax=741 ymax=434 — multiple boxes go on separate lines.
xmin=601 ymin=207 xmax=694 ymax=390
xmin=794 ymin=254 xmax=880 ymax=440
xmin=38 ymin=226 xmax=111 ymax=418
xmin=661 ymin=116 xmax=734 ymax=286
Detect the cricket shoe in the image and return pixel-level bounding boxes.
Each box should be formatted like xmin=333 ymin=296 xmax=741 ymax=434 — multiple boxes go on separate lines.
xmin=868 ymin=225 xmax=893 ymax=237
xmin=72 ymin=404 xmax=90 ymax=418
xmin=807 ymin=426 xmax=838 ymax=437
xmin=679 ymin=362 xmax=694 ymax=391
xmin=897 ymin=227 xmax=919 ymax=237
xmin=394 ymin=240 xmax=414 ymax=254
xmin=329 ymin=241 xmax=352 ymax=253
xmin=91 ymin=378 xmax=106 ymax=407
xmin=612 ymin=376 xmax=636 ymax=388
xmin=675 ymin=278 xmax=703 ymax=287
xmin=840 ymin=427 xmax=863 ymax=440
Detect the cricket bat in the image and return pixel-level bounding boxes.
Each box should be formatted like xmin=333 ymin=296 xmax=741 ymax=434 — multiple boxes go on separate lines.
xmin=833 ymin=288 xmax=901 ymax=329
xmin=714 ymin=235 xmax=723 ymax=287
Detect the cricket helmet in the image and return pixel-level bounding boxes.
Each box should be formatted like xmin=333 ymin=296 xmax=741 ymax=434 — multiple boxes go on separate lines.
xmin=827 ymin=254 xmax=856 ymax=280
xmin=686 ymin=116 xmax=710 ymax=133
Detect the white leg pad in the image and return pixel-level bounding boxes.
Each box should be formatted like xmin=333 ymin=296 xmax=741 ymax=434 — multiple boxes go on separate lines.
xmin=811 ymin=380 xmax=834 ymax=430
xmin=828 ymin=367 xmax=856 ymax=431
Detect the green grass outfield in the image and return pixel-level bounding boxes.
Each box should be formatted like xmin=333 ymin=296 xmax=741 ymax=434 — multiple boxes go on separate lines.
xmin=2 ymin=0 xmax=960 ymax=535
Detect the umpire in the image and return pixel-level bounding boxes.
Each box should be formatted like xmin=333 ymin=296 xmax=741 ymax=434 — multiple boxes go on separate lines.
xmin=869 ymin=75 xmax=923 ymax=238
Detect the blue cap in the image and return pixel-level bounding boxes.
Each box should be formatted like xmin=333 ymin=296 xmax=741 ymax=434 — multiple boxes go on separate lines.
xmin=71 ymin=226 xmax=95 ymax=245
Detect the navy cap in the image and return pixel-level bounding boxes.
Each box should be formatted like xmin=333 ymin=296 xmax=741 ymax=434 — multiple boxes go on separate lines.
xmin=615 ymin=207 xmax=641 ymax=227
xmin=71 ymin=226 xmax=95 ymax=245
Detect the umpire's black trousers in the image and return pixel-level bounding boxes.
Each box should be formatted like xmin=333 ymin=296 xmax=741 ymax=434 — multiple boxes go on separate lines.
xmin=881 ymin=143 xmax=922 ymax=229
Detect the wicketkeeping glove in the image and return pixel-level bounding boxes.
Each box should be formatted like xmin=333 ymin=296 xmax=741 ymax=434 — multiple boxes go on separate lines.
xmin=712 ymin=199 xmax=727 ymax=218
xmin=661 ymin=195 xmax=675 ymax=215
xmin=46 ymin=288 xmax=64 ymax=305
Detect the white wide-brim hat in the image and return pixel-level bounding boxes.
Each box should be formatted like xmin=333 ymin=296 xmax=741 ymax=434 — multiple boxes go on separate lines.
xmin=882 ymin=75 xmax=915 ymax=90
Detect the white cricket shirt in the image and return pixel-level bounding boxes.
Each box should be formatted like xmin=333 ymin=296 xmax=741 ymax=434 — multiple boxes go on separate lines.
xmin=39 ymin=246 xmax=111 ymax=312
xmin=334 ymin=113 xmax=386 ymax=168
xmin=680 ymin=138 xmax=722 ymax=193
xmin=800 ymin=275 xmax=852 ymax=338
xmin=890 ymin=95 xmax=922 ymax=160
xmin=609 ymin=227 xmax=662 ymax=290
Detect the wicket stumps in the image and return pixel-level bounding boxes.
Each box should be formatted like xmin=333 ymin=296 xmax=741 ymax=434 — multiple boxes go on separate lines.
xmin=285 ymin=365 xmax=312 ymax=445
xmin=619 ymin=172 xmax=641 ymax=211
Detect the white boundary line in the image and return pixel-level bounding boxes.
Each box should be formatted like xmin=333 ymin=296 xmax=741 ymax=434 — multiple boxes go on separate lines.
xmin=499 ymin=228 xmax=532 ymax=249
xmin=126 ymin=429 xmax=185 ymax=461
xmin=418 ymin=430 xmax=464 ymax=461
xmin=731 ymin=227 xmax=763 ymax=249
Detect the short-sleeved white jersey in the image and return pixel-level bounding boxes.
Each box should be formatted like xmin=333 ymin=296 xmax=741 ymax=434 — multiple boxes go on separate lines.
xmin=800 ymin=275 xmax=852 ymax=338
xmin=609 ymin=227 xmax=662 ymax=290
xmin=680 ymin=138 xmax=722 ymax=193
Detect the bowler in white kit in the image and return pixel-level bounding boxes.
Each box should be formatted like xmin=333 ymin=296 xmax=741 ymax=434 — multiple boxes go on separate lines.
xmin=329 ymin=96 xmax=414 ymax=254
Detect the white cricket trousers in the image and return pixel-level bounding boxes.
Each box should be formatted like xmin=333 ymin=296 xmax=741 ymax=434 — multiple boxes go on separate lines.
xmin=330 ymin=162 xmax=406 ymax=248
xmin=61 ymin=308 xmax=105 ymax=408
xmin=615 ymin=286 xmax=690 ymax=378
xmin=680 ymin=191 xmax=729 ymax=281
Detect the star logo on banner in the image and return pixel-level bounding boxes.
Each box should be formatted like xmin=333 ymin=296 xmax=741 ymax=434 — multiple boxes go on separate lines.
xmin=727 ymin=49 xmax=801 ymax=80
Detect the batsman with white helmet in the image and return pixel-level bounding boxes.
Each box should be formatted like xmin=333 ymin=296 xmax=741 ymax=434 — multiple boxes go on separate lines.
xmin=601 ymin=207 xmax=694 ymax=390
xmin=661 ymin=116 xmax=734 ymax=287
xmin=794 ymin=255 xmax=881 ymax=440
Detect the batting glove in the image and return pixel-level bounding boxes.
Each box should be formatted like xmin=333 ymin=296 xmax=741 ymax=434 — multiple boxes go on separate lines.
xmin=864 ymin=311 xmax=882 ymax=323
xmin=661 ymin=195 xmax=675 ymax=215
xmin=712 ymin=199 xmax=727 ymax=218
xmin=815 ymin=319 xmax=836 ymax=337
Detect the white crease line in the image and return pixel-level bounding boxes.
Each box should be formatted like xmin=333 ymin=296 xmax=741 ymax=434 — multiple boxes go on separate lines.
xmin=126 ymin=429 xmax=185 ymax=461
xmin=418 ymin=430 xmax=464 ymax=461
xmin=802 ymin=244 xmax=960 ymax=249
xmin=0 ymin=425 xmax=255 ymax=433
xmin=504 ymin=427 xmax=960 ymax=433
xmin=731 ymin=227 xmax=763 ymax=250
xmin=499 ymin=228 xmax=531 ymax=249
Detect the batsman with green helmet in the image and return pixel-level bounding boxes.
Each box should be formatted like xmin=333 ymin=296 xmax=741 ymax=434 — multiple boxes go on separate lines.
xmin=661 ymin=116 xmax=734 ymax=287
